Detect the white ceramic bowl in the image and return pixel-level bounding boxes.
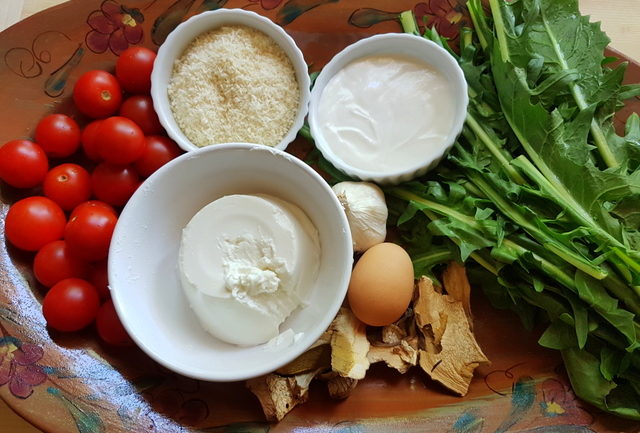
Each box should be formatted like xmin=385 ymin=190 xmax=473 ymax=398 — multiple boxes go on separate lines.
xmin=108 ymin=143 xmax=352 ymax=381
xmin=308 ymin=33 xmax=468 ymax=185
xmin=151 ymin=9 xmax=311 ymax=152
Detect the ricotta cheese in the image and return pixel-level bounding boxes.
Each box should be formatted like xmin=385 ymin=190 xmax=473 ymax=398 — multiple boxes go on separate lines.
xmin=178 ymin=194 xmax=320 ymax=346
xmin=316 ymin=54 xmax=454 ymax=173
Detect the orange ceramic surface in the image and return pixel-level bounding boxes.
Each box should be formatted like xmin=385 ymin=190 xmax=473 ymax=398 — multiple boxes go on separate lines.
xmin=1 ymin=1 xmax=640 ymax=432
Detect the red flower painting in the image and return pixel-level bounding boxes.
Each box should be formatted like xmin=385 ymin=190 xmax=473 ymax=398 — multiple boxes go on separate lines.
xmin=0 ymin=341 xmax=47 ymax=399
xmin=539 ymin=378 xmax=594 ymax=425
xmin=414 ymin=0 xmax=464 ymax=40
xmin=86 ymin=0 xmax=144 ymax=55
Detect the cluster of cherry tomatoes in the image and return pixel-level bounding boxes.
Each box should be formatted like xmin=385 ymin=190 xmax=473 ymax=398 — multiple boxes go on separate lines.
xmin=0 ymin=46 xmax=183 ymax=345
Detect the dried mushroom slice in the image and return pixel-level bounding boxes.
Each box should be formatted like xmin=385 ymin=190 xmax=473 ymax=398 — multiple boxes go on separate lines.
xmin=414 ymin=276 xmax=489 ymax=396
xmin=442 ymin=261 xmax=473 ymax=322
xmin=367 ymin=338 xmax=418 ymax=374
xmin=331 ymin=307 xmax=370 ymax=379
xmin=276 ymin=343 xmax=331 ymax=376
xmin=246 ymin=370 xmax=319 ymax=422
xmin=326 ymin=374 xmax=359 ymax=399
xmin=381 ymin=323 xmax=407 ymax=345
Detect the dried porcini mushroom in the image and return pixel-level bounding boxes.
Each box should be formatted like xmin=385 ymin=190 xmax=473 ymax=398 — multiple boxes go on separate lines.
xmin=330 ymin=308 xmax=370 ymax=379
xmin=247 ymin=266 xmax=489 ymax=422
xmin=442 ymin=261 xmax=473 ymax=323
xmin=326 ymin=374 xmax=359 ymax=399
xmin=414 ymin=276 xmax=489 ymax=396
xmin=276 ymin=343 xmax=331 ymax=376
xmin=367 ymin=338 xmax=418 ymax=374
xmin=246 ymin=370 xmax=319 ymax=422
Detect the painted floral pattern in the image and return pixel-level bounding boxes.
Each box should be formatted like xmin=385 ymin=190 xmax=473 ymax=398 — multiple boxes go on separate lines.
xmin=86 ymin=0 xmax=144 ymax=55
xmin=539 ymin=378 xmax=594 ymax=424
xmin=0 ymin=338 xmax=46 ymax=399
xmin=414 ymin=0 xmax=464 ymax=39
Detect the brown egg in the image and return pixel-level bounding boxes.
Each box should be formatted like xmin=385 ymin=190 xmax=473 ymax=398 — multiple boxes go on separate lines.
xmin=347 ymin=242 xmax=415 ymax=327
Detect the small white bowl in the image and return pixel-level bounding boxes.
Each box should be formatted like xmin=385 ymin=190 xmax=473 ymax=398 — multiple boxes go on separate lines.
xmin=108 ymin=143 xmax=352 ymax=382
xmin=151 ymin=9 xmax=311 ymax=152
xmin=308 ymin=33 xmax=468 ymax=185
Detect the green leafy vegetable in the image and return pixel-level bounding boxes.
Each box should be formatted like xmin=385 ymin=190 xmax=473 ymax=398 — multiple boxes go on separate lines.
xmin=390 ymin=0 xmax=640 ymax=419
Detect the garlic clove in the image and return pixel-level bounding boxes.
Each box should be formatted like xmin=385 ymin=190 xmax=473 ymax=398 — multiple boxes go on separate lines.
xmin=332 ymin=181 xmax=388 ymax=252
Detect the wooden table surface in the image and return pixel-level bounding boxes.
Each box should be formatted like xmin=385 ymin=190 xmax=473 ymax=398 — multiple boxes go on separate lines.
xmin=1 ymin=0 xmax=639 ymax=432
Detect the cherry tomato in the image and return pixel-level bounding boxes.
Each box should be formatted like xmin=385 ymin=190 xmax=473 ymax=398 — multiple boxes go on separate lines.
xmin=81 ymin=120 xmax=103 ymax=161
xmin=5 ymin=197 xmax=66 ymax=251
xmin=70 ymin=200 xmax=116 ymax=220
xmin=0 ymin=139 xmax=48 ymax=188
xmin=73 ymin=70 xmax=122 ymax=119
xmin=95 ymin=116 xmax=145 ymax=165
xmin=65 ymin=205 xmax=117 ymax=261
xmin=91 ymin=163 xmax=139 ymax=206
xmin=135 ymin=135 xmax=182 ymax=177
xmin=42 ymin=278 xmax=100 ymax=332
xmin=43 ymin=163 xmax=92 ymax=211
xmin=115 ymin=46 xmax=156 ymax=94
xmin=88 ymin=259 xmax=110 ymax=300
xmin=119 ymin=95 xmax=163 ymax=135
xmin=34 ymin=114 xmax=81 ymax=158
xmin=33 ymin=240 xmax=89 ymax=288
xmin=96 ymin=300 xmax=134 ymax=346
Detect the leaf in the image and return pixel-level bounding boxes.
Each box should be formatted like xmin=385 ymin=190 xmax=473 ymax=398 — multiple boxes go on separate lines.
xmin=600 ymin=346 xmax=623 ymax=381
xmin=574 ymin=271 xmax=637 ymax=348
xmin=539 ymin=320 xmax=577 ymax=350
xmin=561 ymin=347 xmax=617 ymax=413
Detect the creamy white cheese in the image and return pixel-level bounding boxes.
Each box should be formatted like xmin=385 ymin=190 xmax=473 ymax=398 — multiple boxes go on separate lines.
xmin=178 ymin=194 xmax=320 ymax=346
xmin=316 ymin=54 xmax=454 ymax=173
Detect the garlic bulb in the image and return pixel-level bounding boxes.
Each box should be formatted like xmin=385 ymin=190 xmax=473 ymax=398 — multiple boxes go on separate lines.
xmin=332 ymin=181 xmax=388 ymax=252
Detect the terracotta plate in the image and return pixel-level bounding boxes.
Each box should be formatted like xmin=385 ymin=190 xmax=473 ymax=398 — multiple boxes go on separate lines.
xmin=1 ymin=1 xmax=640 ymax=432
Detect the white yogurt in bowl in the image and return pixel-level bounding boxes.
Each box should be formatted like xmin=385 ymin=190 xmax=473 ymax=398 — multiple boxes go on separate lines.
xmin=308 ymin=33 xmax=468 ymax=185
xmin=316 ymin=54 xmax=455 ymax=173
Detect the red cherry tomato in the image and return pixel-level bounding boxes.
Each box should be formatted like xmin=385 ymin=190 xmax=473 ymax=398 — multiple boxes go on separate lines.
xmin=81 ymin=120 xmax=103 ymax=161
xmin=43 ymin=163 xmax=92 ymax=211
xmin=65 ymin=206 xmax=117 ymax=262
xmin=91 ymin=163 xmax=139 ymax=206
xmin=88 ymin=259 xmax=110 ymax=300
xmin=135 ymin=135 xmax=182 ymax=177
xmin=5 ymin=197 xmax=66 ymax=251
xmin=33 ymin=240 xmax=89 ymax=288
xmin=70 ymin=200 xmax=117 ymax=220
xmin=96 ymin=299 xmax=134 ymax=346
xmin=115 ymin=46 xmax=156 ymax=94
xmin=73 ymin=70 xmax=122 ymax=119
xmin=95 ymin=116 xmax=145 ymax=165
xmin=42 ymin=278 xmax=100 ymax=332
xmin=0 ymin=139 xmax=48 ymax=188
xmin=119 ymin=95 xmax=163 ymax=135
xmin=34 ymin=114 xmax=81 ymax=158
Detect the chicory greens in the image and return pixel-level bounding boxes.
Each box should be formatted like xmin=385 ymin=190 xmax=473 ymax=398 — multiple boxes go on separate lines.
xmin=389 ymin=0 xmax=640 ymax=419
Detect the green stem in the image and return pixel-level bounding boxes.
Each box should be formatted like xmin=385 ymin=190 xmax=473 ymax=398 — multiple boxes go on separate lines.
xmin=467 ymin=0 xmax=490 ymax=51
xmin=489 ymin=0 xmax=510 ymax=62
xmin=412 ymin=248 xmax=455 ymax=271
xmin=464 ymin=114 xmax=526 ymax=184
xmin=399 ymin=10 xmax=420 ymax=36
xmin=538 ymin=6 xmax=619 ymax=169
xmin=460 ymin=159 xmax=608 ymax=280
xmin=298 ymin=123 xmax=312 ymax=142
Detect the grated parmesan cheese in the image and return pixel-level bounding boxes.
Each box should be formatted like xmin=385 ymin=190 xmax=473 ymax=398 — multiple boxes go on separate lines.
xmin=168 ymin=25 xmax=300 ymax=148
